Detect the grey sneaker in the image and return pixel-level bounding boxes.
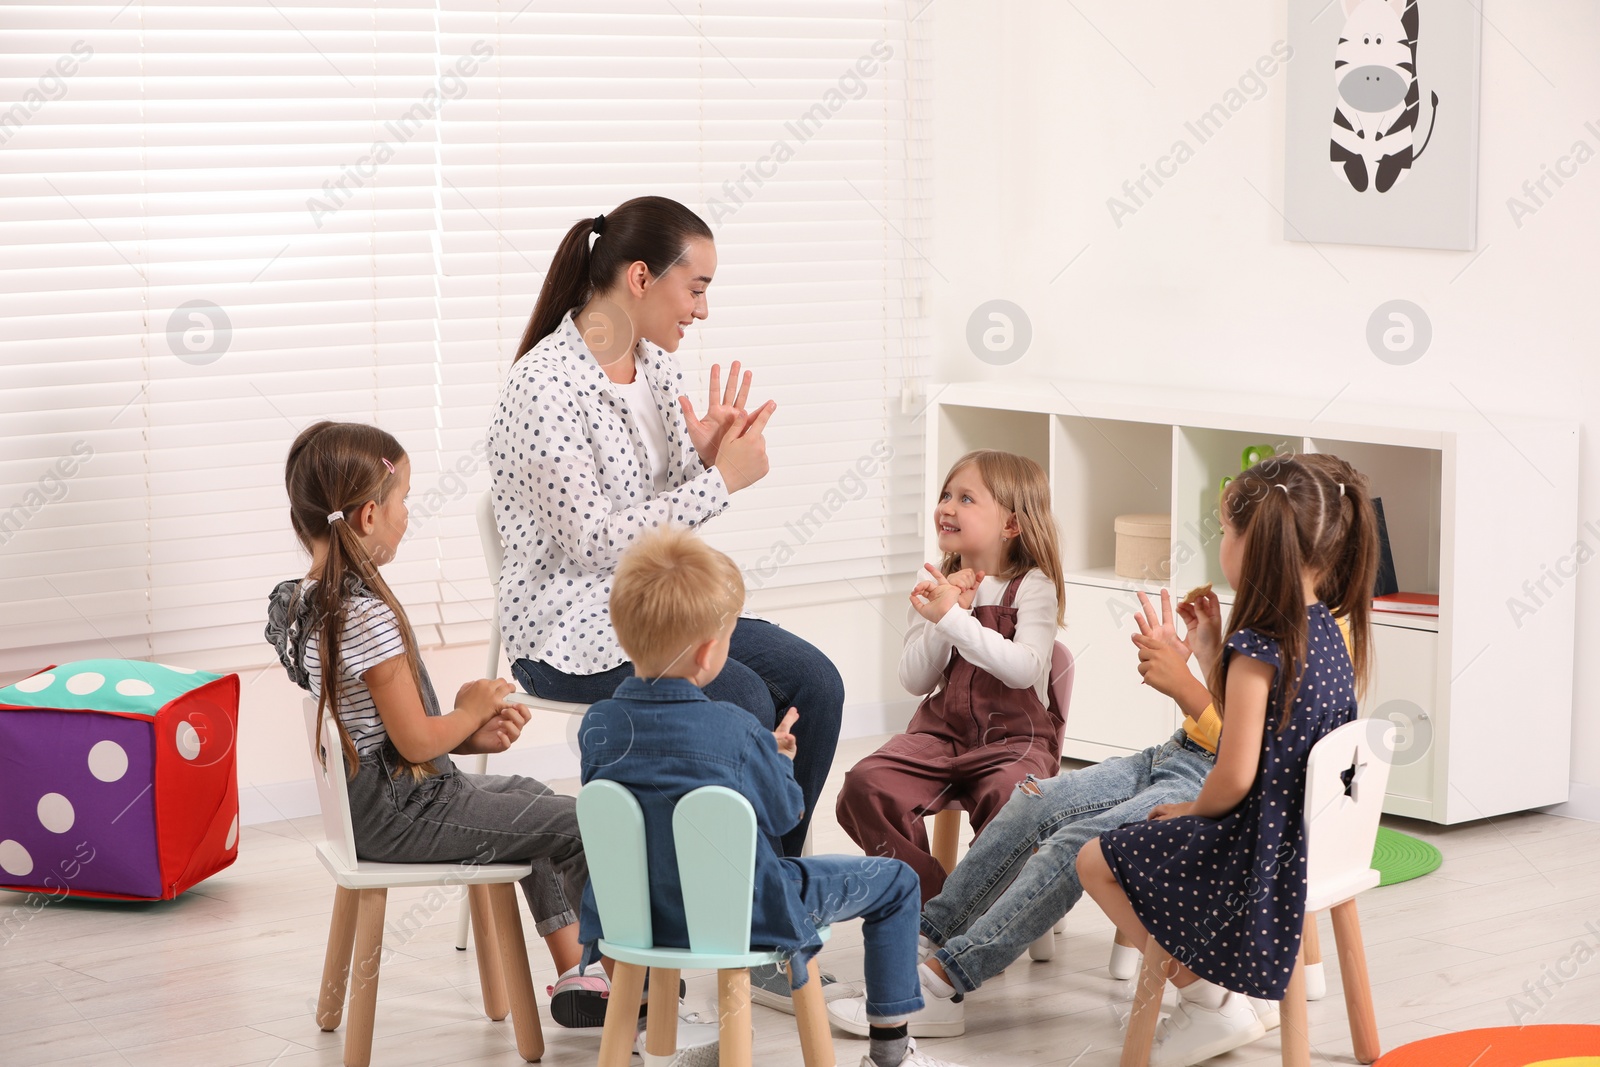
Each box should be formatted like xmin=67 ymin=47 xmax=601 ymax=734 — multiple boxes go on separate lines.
xmin=747 ymin=963 xmax=855 ymax=1014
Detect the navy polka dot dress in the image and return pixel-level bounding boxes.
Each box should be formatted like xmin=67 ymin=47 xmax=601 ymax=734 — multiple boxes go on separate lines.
xmin=1099 ymin=603 xmax=1356 ymax=999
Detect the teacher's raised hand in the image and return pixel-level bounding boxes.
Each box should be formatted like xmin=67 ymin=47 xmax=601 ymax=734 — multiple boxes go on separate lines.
xmin=712 ymin=400 xmax=777 ymax=493
xmin=678 ymin=360 xmax=754 ymax=466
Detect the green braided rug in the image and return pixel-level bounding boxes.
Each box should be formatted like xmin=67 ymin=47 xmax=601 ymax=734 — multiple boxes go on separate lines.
xmin=1373 ymin=825 xmax=1442 ymax=887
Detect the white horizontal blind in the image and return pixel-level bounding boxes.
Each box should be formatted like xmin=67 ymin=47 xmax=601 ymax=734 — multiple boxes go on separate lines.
xmin=433 ymin=0 xmax=930 ymax=641
xmin=1 ymin=1 xmax=929 ymax=675
xmin=0 ymin=1 xmax=447 ymax=674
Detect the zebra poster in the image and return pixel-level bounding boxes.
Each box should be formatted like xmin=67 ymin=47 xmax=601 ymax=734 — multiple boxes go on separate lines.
xmin=1283 ymin=0 xmax=1481 ymax=250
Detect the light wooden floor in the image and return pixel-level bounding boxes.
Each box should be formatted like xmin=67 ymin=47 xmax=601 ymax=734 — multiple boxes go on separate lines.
xmin=5 ymin=734 xmax=1600 ymax=1067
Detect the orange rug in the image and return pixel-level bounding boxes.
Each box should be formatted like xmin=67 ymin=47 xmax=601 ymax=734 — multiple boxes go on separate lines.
xmin=1376 ymin=1027 xmax=1600 ymax=1066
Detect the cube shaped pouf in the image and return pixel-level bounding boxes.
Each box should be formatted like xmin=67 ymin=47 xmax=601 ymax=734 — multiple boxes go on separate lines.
xmin=0 ymin=659 xmax=240 ymax=901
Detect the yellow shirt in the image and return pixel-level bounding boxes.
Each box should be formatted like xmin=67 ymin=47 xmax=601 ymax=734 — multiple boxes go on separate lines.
xmin=1180 ymin=614 xmax=1353 ymax=753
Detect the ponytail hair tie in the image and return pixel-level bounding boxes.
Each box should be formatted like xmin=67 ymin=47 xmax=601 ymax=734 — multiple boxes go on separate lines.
xmin=327 ymin=511 xmax=346 ymax=526
xmin=592 ymin=213 xmax=607 ymax=236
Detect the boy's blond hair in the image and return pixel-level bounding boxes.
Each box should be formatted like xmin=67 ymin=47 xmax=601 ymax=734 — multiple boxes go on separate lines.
xmin=611 ymin=526 xmax=746 ymax=674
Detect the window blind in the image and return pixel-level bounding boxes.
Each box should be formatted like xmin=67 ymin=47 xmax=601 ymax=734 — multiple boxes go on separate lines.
xmin=0 ymin=0 xmax=929 ymax=676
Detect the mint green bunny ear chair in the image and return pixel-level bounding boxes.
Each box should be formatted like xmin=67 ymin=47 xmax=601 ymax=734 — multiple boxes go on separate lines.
xmin=577 ymin=781 xmax=836 ymax=1067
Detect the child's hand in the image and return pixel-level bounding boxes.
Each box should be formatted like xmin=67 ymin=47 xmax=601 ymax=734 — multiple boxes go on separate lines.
xmin=1131 ymin=631 xmax=1197 ymax=698
xmin=1176 ymin=589 xmax=1223 ymax=669
xmin=455 ymin=678 xmax=515 ymax=724
xmin=773 ymin=707 xmax=799 ymax=759
xmin=1133 ymin=590 xmax=1191 ymax=658
xmin=466 ymin=702 xmax=530 ymax=754
xmin=940 ymin=564 xmax=987 ymax=610
xmin=910 ymin=580 xmax=961 ymax=623
xmin=1147 ymin=801 xmax=1196 ymax=821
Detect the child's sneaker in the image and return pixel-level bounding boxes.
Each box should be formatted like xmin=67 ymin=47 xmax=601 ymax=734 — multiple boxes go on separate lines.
xmin=917 ymin=934 xmax=936 ymax=963
xmin=1150 ymin=990 xmax=1266 ymax=1067
xmin=547 ymin=963 xmax=610 ymax=1028
xmin=1249 ymin=996 xmax=1280 ymax=1031
xmin=855 ymin=1036 xmax=971 ymax=1067
xmin=826 ymin=965 xmax=965 ymax=1038
xmin=748 ymin=963 xmax=855 ymax=1014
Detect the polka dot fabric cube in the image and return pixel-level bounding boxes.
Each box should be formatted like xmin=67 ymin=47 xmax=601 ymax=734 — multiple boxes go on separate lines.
xmin=0 ymin=659 xmax=240 ymax=901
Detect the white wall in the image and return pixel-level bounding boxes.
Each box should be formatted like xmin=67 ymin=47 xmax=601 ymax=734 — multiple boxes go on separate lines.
xmin=928 ymin=3 xmax=1600 ymax=813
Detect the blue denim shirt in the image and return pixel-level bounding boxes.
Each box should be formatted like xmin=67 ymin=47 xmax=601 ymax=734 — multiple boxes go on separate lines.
xmin=577 ymin=676 xmax=821 ymax=974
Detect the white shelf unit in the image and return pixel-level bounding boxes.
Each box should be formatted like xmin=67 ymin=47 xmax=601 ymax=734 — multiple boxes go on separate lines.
xmin=924 ymin=380 xmax=1578 ymax=824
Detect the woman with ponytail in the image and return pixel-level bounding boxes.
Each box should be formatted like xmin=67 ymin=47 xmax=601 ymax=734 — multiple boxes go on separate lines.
xmin=266 ymin=421 xmax=610 ymax=1028
xmin=490 ymin=195 xmax=849 ymax=1010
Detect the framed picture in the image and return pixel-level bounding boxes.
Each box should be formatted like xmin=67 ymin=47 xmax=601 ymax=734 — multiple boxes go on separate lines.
xmin=1283 ymin=0 xmax=1482 ymax=250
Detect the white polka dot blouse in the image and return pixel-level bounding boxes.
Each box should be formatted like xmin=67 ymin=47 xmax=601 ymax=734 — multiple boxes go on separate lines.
xmin=487 ymin=309 xmax=731 ymax=674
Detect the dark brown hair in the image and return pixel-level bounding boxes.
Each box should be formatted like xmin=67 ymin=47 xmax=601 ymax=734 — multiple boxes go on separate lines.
xmin=1207 ymin=453 xmax=1378 ymax=732
xmin=516 ymin=195 xmax=714 ymax=360
xmin=284 ymin=421 xmax=432 ymax=780
xmin=938 ymin=450 xmax=1066 ymax=627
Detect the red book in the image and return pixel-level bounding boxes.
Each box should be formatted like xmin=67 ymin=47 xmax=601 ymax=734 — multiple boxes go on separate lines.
xmin=1373 ymin=592 xmax=1439 ymax=616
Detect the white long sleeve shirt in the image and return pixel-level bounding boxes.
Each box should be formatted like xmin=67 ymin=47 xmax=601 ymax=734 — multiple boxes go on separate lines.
xmin=898 ymin=569 xmax=1059 ymax=705
xmin=489 ymin=310 xmax=731 ymax=673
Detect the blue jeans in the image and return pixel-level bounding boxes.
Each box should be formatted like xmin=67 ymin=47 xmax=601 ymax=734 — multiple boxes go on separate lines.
xmin=514 ymin=618 xmax=845 ymax=858
xmin=920 ymin=731 xmax=1214 ymax=993
xmin=790 ymin=854 xmax=924 ymax=1021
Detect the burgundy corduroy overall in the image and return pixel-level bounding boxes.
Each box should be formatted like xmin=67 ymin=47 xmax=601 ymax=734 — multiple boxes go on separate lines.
xmin=836 ymin=576 xmax=1062 ymax=902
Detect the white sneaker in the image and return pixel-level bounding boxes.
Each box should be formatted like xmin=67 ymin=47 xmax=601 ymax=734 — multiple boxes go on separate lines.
xmin=1249 ymin=996 xmax=1280 ymax=1031
xmin=856 ymin=1036 xmax=971 ymax=1067
xmin=1150 ymin=991 xmax=1267 ymax=1067
xmin=827 ymin=972 xmax=966 ymax=1039
xmin=918 ymin=934 xmax=937 ymax=963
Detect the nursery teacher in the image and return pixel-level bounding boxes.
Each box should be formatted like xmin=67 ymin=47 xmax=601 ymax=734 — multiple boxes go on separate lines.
xmin=486 ymin=195 xmax=845 ymax=857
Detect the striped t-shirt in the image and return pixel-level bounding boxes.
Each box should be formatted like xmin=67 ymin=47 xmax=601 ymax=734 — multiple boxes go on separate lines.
xmin=302 ymin=585 xmax=408 ymax=757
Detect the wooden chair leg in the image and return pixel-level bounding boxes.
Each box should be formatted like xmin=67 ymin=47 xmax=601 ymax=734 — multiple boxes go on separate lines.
xmin=791 ymin=957 xmax=837 ymax=1067
xmin=598 ymin=962 xmax=647 ymax=1067
xmin=1301 ymin=911 xmax=1322 ymax=967
xmin=1120 ymin=939 xmax=1173 ymax=1067
xmin=468 ymin=885 xmax=509 ymax=1021
xmin=645 ymin=967 xmax=682 ymax=1058
xmin=718 ymin=967 xmax=753 ymax=1067
xmin=487 ymin=883 xmax=545 ymax=1062
xmin=344 ymin=888 xmax=388 ymax=1067
xmin=1280 ymin=955 xmax=1310 ymax=1067
xmin=931 ymin=808 xmax=961 ymax=874
xmin=318 ymin=886 xmax=360 ymax=1031
xmin=1331 ymin=899 xmax=1381 ymax=1064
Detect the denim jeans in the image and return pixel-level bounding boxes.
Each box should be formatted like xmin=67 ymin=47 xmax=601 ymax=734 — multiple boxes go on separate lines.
xmin=920 ymin=731 xmax=1214 ymax=993
xmin=789 ymin=854 xmax=924 ymax=1021
xmin=515 ymin=618 xmax=845 ymax=857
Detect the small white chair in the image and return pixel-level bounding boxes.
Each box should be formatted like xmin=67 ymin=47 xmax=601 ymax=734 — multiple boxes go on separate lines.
xmin=1118 ymin=718 xmax=1394 ymax=1067
xmin=453 ymin=491 xmax=592 ymax=950
xmin=302 ymin=699 xmax=545 ymax=1067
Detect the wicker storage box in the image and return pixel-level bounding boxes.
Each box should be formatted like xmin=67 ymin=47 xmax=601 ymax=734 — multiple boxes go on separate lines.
xmin=1113 ymin=513 xmax=1172 ymax=580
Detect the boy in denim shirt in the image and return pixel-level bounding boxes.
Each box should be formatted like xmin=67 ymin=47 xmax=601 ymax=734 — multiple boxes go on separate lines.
xmin=577 ymin=527 xmax=970 ymax=1067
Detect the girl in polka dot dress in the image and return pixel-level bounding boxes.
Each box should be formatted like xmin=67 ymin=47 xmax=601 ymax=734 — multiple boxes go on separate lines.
xmin=265 ymin=421 xmax=609 ymax=1028
xmin=1078 ymin=455 xmax=1379 ymax=1067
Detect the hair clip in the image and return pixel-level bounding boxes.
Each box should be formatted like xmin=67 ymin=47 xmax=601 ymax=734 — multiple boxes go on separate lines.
xmin=327 ymin=511 xmax=346 ymax=525
xmin=1276 ymin=484 xmax=1290 ymax=495
xmin=381 ymin=457 xmax=395 ymax=474
xmin=1338 ymin=482 xmax=1345 ymax=497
